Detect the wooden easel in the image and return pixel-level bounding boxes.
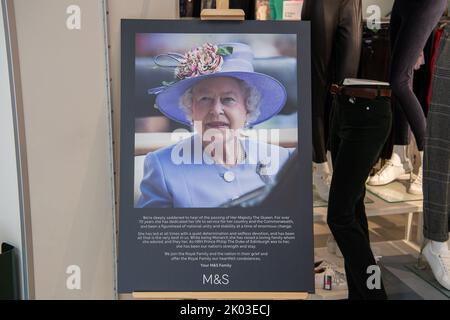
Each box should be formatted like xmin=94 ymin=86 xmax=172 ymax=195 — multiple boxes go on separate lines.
xmin=132 ymin=4 xmax=308 ymax=300
xmin=132 ymin=292 xmax=308 ymax=300
xmin=200 ymin=0 xmax=245 ymax=20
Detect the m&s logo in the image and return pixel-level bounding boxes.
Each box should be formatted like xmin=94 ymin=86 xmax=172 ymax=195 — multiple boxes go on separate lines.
xmin=202 ymin=274 xmax=230 ymax=286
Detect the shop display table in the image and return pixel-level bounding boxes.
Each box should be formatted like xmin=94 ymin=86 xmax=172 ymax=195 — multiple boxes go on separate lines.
xmin=313 ymin=182 xmax=424 ymax=251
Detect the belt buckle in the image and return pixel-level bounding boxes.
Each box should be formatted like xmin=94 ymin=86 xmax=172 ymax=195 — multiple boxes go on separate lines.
xmin=330 ymin=84 xmax=340 ymax=95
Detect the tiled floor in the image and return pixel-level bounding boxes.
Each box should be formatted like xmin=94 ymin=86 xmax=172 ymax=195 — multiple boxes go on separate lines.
xmin=312 ymin=217 xmax=450 ymax=300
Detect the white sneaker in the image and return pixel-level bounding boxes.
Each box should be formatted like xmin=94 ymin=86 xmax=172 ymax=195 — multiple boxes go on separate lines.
xmin=367 ymin=160 xmax=412 ymax=186
xmin=372 ymin=247 xmax=383 ymax=263
xmin=408 ymin=166 xmax=423 ymax=195
xmin=313 ymin=163 xmax=332 ymax=202
xmin=423 ymin=242 xmax=450 ymax=290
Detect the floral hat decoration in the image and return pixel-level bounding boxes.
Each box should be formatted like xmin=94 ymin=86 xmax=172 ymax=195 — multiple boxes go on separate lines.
xmin=148 ymin=42 xmax=287 ymax=126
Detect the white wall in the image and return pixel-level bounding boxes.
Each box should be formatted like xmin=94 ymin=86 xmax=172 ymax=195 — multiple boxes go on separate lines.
xmin=105 ymin=0 xmax=178 ymax=299
xmin=12 ymin=0 xmax=116 ymax=299
xmin=6 ymin=0 xmax=178 ymax=300
xmin=0 ymin=0 xmax=24 ymax=298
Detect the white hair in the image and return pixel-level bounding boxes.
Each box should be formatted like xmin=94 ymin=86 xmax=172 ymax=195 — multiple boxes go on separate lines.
xmin=179 ymin=78 xmax=261 ymax=126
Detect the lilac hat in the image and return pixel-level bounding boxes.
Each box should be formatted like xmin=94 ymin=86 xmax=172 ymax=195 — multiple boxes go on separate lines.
xmin=148 ymin=42 xmax=287 ymax=126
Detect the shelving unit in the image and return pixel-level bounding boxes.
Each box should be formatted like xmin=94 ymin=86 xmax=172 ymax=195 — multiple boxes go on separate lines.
xmin=314 ymin=186 xmax=423 ymax=251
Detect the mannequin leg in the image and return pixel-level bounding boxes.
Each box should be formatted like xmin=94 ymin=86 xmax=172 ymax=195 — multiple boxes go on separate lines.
xmin=389 ymin=0 xmax=410 ymax=149
xmin=389 ymin=0 xmax=447 ymax=152
xmin=408 ymin=151 xmax=423 ymax=195
xmin=313 ymin=160 xmax=332 ymax=201
xmin=390 ymin=3 xmax=411 ymax=148
xmin=367 ymin=2 xmax=411 ymax=184
xmin=422 ymin=24 xmax=450 ymax=291
xmin=389 ymin=0 xmax=447 ymax=195
xmin=328 ymin=95 xmax=391 ymax=299
xmin=423 ymin=24 xmax=450 ymax=243
xmin=423 ymin=238 xmax=450 ymax=290
xmin=393 ymin=101 xmax=411 ymax=147
xmin=367 ymin=144 xmax=414 ymax=187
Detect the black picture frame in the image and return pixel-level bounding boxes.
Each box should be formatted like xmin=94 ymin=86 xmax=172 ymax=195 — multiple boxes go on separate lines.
xmin=119 ymin=19 xmax=313 ymax=294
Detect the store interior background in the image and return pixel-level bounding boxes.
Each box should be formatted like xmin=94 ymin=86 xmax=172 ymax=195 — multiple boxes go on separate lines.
xmin=0 ymin=0 xmax=447 ymax=300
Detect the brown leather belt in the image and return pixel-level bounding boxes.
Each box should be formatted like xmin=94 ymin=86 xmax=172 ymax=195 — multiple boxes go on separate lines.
xmin=330 ymin=84 xmax=391 ymax=100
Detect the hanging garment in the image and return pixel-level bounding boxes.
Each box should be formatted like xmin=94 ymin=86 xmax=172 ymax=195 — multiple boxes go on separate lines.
xmin=301 ymin=0 xmax=362 ymax=163
xmin=359 ymin=22 xmax=391 ymax=82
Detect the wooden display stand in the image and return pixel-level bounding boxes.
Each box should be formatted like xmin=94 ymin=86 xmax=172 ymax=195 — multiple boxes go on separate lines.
xmin=200 ymin=0 xmax=245 ymax=20
xmin=132 ymin=3 xmax=308 ymax=300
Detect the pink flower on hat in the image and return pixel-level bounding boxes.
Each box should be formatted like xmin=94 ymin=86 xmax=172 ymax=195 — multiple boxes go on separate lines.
xmin=150 ymin=42 xmax=287 ymax=126
xmin=175 ymin=43 xmax=231 ymax=80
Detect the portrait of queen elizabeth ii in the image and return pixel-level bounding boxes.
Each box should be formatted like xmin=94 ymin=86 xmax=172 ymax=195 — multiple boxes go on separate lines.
xmin=136 ymin=42 xmax=294 ymax=208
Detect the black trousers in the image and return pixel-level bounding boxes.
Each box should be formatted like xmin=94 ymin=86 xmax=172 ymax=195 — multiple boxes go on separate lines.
xmin=327 ymin=94 xmax=392 ymax=300
xmin=390 ymin=0 xmax=447 ymax=150
xmin=302 ymin=0 xmax=362 ymax=163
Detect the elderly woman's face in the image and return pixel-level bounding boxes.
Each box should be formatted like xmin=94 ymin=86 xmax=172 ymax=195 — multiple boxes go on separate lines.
xmin=191 ymin=77 xmax=248 ymax=138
